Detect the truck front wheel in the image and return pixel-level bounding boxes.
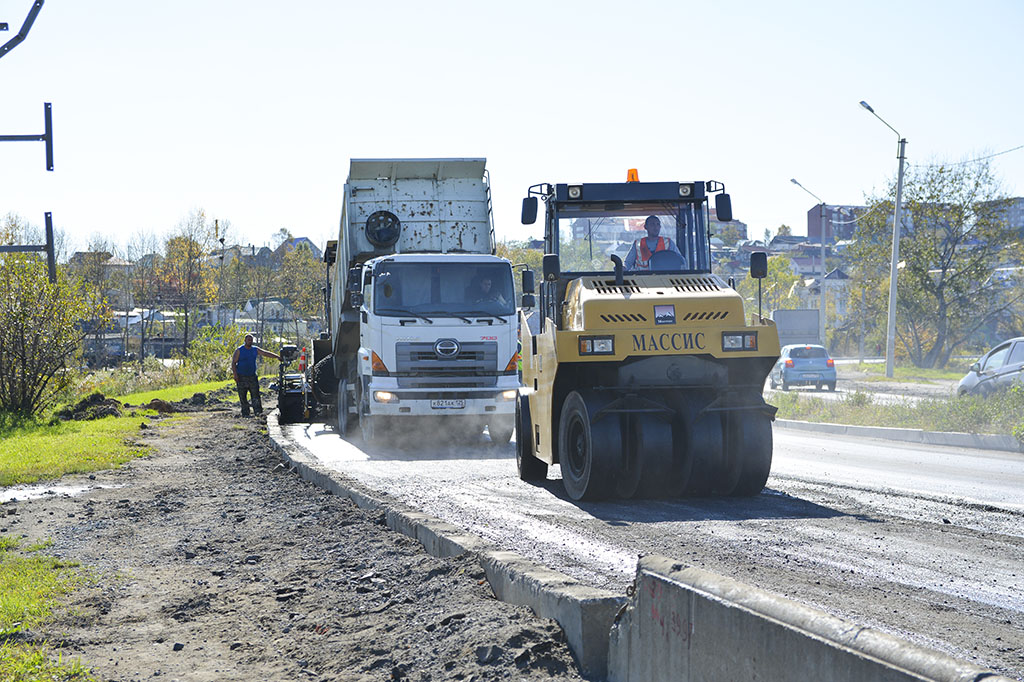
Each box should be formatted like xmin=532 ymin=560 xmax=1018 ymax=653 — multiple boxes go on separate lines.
xmin=488 ymin=416 xmax=514 ymax=445
xmin=336 ymin=378 xmax=350 ymax=435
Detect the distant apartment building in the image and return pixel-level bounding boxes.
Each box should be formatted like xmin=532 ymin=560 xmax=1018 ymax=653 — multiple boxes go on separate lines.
xmin=805 ymin=204 xmax=864 ymax=243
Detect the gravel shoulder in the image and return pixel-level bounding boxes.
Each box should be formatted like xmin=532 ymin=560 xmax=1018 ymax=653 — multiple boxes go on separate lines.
xmin=0 ymin=403 xmax=584 ymax=681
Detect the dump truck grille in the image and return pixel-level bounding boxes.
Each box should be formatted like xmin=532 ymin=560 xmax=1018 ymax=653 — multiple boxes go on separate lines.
xmin=394 ymin=341 xmax=498 ymax=388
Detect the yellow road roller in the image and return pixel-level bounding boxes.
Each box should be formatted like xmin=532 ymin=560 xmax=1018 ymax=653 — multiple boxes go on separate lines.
xmin=515 ymin=172 xmax=779 ymax=500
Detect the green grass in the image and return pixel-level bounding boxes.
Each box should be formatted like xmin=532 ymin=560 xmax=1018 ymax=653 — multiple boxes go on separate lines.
xmin=774 ymin=386 xmax=1024 ymax=443
xmin=115 ymin=379 xmax=234 ymax=406
xmin=0 ymin=538 xmax=94 ymax=681
xmin=0 ymin=416 xmax=150 ymax=487
xmin=851 ymin=363 xmax=968 ymax=383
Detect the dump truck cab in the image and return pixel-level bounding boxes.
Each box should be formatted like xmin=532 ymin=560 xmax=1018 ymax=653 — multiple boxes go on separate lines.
xmin=516 ymin=174 xmax=779 ymax=500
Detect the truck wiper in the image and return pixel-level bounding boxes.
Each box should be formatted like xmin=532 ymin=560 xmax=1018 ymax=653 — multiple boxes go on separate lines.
xmin=462 ymin=310 xmax=508 ymax=324
xmin=421 ymin=310 xmax=474 ymax=323
xmin=378 ymin=308 xmax=433 ymax=324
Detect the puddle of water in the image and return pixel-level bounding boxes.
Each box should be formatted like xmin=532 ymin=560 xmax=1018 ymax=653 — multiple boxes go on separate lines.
xmin=1 ymin=482 xmax=125 ymax=504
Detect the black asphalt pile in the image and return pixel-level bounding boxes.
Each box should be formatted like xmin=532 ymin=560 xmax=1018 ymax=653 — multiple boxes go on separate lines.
xmin=55 ymin=391 xmax=124 ymax=420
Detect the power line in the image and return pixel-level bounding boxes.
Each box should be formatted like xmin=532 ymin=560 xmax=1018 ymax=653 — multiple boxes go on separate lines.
xmin=910 ymin=144 xmax=1024 ymax=169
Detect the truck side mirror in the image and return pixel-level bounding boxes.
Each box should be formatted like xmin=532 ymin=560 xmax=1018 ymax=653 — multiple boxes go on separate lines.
xmin=522 ymin=269 xmax=535 ymax=294
xmin=522 ymin=197 xmax=538 ymax=225
xmin=542 ymin=254 xmax=560 ymax=281
xmin=750 ymin=251 xmax=767 ymax=279
xmin=715 ymin=193 xmax=733 ymax=223
xmin=347 ymin=267 xmax=362 ymax=292
xmin=521 ymin=294 xmax=536 ymax=309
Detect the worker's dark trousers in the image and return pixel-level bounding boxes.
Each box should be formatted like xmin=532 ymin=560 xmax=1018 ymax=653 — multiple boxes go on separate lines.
xmin=236 ymin=375 xmax=262 ymax=416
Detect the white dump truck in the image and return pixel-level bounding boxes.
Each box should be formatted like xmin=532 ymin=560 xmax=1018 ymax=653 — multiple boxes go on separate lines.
xmin=311 ymin=158 xmax=519 ymax=443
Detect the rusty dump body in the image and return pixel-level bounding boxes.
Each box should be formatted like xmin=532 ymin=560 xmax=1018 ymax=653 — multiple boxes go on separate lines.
xmin=515 ymin=177 xmax=780 ymax=500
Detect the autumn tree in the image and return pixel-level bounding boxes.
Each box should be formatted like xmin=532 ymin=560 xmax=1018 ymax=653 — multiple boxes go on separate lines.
xmin=276 ymin=243 xmax=325 ymax=340
xmin=161 ymin=209 xmax=215 ymax=356
xmin=125 ymin=230 xmax=162 ymax=364
xmin=847 ymin=159 xmax=1024 ymax=368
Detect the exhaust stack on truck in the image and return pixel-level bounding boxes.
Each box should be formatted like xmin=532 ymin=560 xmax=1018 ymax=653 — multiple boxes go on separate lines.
xmin=311 ymin=158 xmax=519 ymax=443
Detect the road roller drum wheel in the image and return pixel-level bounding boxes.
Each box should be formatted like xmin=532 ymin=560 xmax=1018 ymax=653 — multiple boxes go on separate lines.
xmin=558 ymin=391 xmax=618 ymax=501
xmin=516 ymin=397 xmax=547 ymax=481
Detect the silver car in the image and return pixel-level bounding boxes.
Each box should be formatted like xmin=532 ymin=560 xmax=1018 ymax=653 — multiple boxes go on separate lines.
xmin=957 ymin=337 xmax=1024 ymax=397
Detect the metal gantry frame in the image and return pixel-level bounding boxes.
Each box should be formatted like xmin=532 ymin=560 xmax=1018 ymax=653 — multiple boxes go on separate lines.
xmin=1 ymin=0 xmax=56 ymax=281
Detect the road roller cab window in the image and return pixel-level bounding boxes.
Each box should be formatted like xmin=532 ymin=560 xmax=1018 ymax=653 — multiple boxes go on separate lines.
xmin=555 ymin=202 xmax=709 ymax=274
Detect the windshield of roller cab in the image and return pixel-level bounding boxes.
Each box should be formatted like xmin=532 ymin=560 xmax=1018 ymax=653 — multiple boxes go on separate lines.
xmin=373 ymin=261 xmax=515 ymax=318
xmin=555 ymin=202 xmax=709 ymax=275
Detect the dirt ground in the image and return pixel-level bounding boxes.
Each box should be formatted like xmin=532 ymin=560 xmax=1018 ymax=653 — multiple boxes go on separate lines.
xmin=0 ymin=396 xmax=585 ymax=682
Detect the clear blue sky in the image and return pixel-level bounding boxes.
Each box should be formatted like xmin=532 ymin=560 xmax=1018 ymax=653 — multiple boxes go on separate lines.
xmin=2 ymin=0 xmax=1022 ymax=253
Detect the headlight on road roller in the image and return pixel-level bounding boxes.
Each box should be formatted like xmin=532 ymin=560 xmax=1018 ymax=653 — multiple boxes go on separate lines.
xmin=579 ymin=336 xmax=614 ymax=355
xmin=722 ymin=332 xmax=757 ymax=351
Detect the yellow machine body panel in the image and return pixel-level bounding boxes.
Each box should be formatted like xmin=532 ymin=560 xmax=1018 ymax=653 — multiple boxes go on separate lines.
xmin=520 ymin=274 xmax=780 ymax=465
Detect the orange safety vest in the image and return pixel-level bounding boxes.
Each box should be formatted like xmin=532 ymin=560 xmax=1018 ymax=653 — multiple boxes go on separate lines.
xmin=635 ymin=236 xmax=667 ymax=269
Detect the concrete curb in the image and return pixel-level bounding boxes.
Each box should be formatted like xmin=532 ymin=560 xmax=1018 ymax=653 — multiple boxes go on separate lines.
xmin=608 ymin=556 xmax=1014 ymax=682
xmin=775 ymin=418 xmax=1023 ymax=454
xmin=265 ymin=413 xmax=624 ymax=679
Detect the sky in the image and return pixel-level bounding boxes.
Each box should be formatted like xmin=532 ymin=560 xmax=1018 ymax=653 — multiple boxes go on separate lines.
xmin=1 ymin=0 xmax=1022 ymax=255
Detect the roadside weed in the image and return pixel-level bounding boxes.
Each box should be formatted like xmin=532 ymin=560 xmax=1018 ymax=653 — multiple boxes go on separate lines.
xmin=0 ymin=537 xmax=92 ymax=679
xmin=0 ymin=641 xmax=95 ymax=681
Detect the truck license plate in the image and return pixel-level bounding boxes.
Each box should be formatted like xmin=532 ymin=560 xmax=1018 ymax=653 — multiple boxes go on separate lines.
xmin=431 ymin=399 xmax=465 ymax=409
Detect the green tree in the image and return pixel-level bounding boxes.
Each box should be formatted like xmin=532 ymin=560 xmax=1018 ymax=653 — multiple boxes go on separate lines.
xmin=496 ymin=240 xmax=544 ymax=300
xmin=847 ymin=159 xmax=1024 ymax=367
xmin=0 ymin=220 xmax=96 ymax=415
xmin=737 ymin=255 xmax=802 ymax=316
xmin=776 ymin=224 xmax=793 ymax=237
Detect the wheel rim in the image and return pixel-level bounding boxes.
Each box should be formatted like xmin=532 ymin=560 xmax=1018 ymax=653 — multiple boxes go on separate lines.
xmin=566 ymin=416 xmax=588 ymax=479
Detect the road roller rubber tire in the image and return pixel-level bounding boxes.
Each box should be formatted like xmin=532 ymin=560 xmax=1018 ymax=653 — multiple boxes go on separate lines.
xmin=558 ymin=391 xmax=618 ymax=501
xmin=728 ymin=415 xmax=774 ymax=496
xmin=632 ymin=413 xmax=674 ymax=498
xmin=516 ymin=397 xmax=547 ymax=481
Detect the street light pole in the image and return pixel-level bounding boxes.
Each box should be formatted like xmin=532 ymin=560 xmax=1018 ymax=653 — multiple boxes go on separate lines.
xmin=790 ymin=179 xmax=828 ymax=346
xmin=860 ymin=101 xmax=907 ymax=378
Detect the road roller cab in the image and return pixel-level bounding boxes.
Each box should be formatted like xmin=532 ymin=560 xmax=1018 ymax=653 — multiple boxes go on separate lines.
xmin=516 ymin=172 xmax=780 ymax=500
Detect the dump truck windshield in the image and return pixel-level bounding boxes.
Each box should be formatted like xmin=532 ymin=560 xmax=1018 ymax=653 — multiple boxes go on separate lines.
xmin=556 ymin=201 xmax=709 ymax=274
xmin=374 ymin=261 xmax=515 ymax=317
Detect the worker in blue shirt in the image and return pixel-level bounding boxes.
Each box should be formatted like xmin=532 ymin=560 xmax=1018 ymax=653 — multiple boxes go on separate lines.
xmin=231 ymin=334 xmax=280 ymax=417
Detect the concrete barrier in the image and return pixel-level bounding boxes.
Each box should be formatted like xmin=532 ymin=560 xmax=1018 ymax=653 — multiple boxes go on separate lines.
xmin=608 ymin=555 xmax=1014 ymax=682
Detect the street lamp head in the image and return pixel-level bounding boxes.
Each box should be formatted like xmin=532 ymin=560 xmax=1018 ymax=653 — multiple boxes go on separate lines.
xmin=859 ymin=100 xmax=874 ymax=113
xmin=790 ymin=178 xmax=799 ymax=185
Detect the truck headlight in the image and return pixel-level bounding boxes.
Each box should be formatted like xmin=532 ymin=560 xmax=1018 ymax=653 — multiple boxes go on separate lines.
xmin=500 ymin=389 xmax=518 ymax=401
xmin=373 ymin=390 xmax=398 ymax=403
xmin=722 ymin=332 xmax=757 ymax=351
xmin=579 ymin=336 xmax=614 ymax=355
